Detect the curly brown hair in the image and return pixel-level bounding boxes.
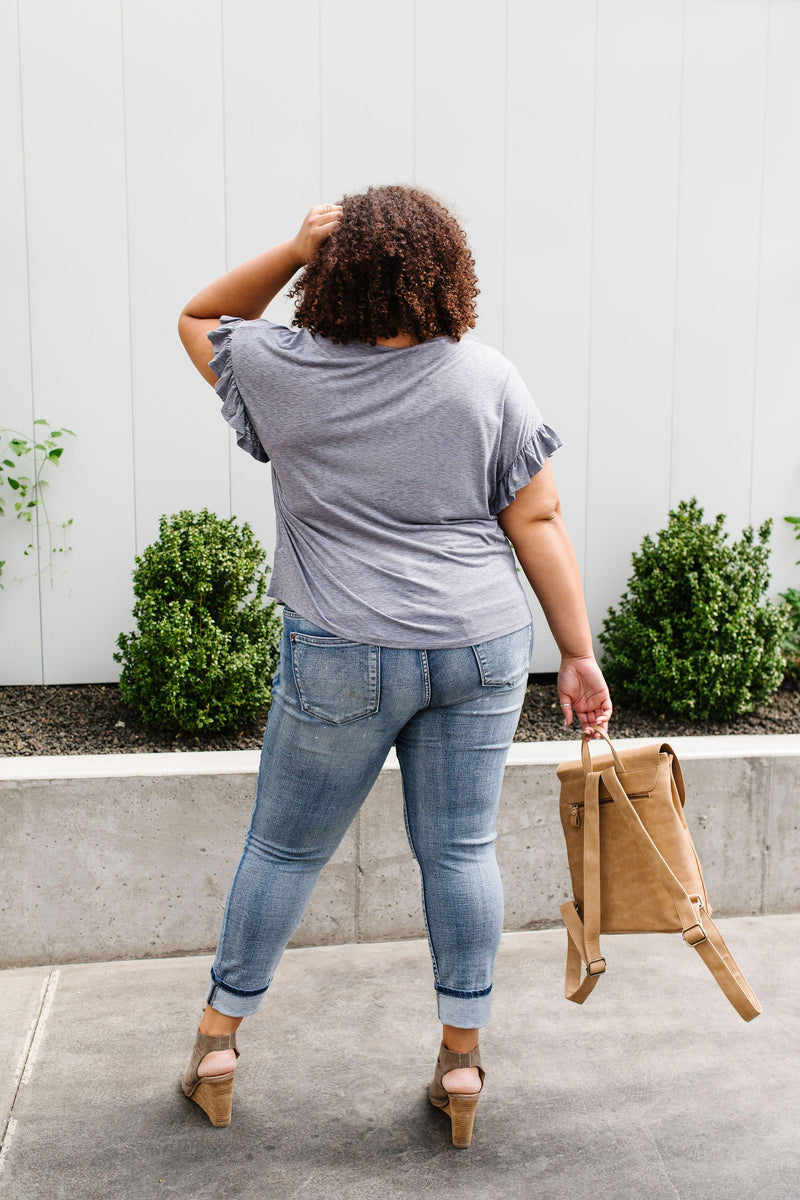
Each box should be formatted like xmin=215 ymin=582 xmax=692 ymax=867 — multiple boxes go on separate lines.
xmin=288 ymin=185 xmax=479 ymax=345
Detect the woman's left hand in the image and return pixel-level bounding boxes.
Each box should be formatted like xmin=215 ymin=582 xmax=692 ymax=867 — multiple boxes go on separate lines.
xmin=292 ymin=204 xmax=343 ymax=266
xmin=557 ymin=654 xmax=612 ymax=737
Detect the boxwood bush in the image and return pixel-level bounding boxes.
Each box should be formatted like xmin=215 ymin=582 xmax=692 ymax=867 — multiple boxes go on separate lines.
xmin=599 ymin=498 xmax=788 ymax=720
xmin=115 ymin=509 xmax=281 ymax=733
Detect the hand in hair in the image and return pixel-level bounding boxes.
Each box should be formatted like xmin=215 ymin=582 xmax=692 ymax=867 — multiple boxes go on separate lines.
xmin=292 ymin=204 xmax=344 ymax=266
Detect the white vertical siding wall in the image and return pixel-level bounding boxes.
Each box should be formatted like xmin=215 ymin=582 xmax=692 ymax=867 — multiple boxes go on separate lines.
xmin=1 ymin=0 xmax=798 ymax=684
xmin=15 ymin=0 xmax=135 ymax=685
xmin=670 ymin=3 xmax=768 ymax=534
xmin=584 ymin=0 xmax=684 ymax=631
xmin=122 ymin=0 xmax=230 ymax=556
xmin=751 ymin=1 xmax=800 ymax=564
xmin=505 ymin=0 xmax=597 ymax=670
xmin=1 ymin=0 xmax=41 ymax=682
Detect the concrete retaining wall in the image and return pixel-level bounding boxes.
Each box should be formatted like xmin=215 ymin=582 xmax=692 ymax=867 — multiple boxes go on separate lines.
xmin=1 ymin=736 xmax=799 ymax=968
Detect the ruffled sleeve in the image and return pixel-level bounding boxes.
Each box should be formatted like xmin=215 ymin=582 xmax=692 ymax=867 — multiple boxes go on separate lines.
xmin=491 ymin=422 xmax=563 ymax=515
xmin=207 ymin=316 xmax=269 ymax=463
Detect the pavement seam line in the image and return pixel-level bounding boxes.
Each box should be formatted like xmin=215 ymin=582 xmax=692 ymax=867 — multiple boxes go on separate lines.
xmin=20 ymin=966 xmax=60 ymax=1084
xmin=0 ymin=1117 xmax=18 ymax=1179
xmin=1 ymin=971 xmax=48 ymax=1144
xmin=0 ymin=964 xmax=58 ymax=1180
xmin=648 ymin=1125 xmax=683 ymax=1200
xmin=0 ymin=966 xmax=60 ymax=1168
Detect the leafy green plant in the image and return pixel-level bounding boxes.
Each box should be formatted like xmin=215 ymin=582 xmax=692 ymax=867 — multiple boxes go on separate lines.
xmin=0 ymin=420 xmax=76 ymax=583
xmin=779 ymin=515 xmax=800 ymax=681
xmin=599 ymin=497 xmax=789 ymax=720
xmin=114 ymin=509 xmax=282 ymax=733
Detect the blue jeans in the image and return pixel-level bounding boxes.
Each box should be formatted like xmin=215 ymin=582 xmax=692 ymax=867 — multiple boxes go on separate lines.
xmin=206 ymin=609 xmax=533 ymax=1028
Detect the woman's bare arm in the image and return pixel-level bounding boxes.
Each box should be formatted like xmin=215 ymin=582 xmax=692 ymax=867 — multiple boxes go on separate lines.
xmin=178 ymin=205 xmax=342 ymax=385
xmin=497 ymin=460 xmax=612 ymax=734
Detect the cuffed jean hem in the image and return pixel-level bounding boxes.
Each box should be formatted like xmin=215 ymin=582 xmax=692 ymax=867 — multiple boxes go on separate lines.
xmin=206 ymin=975 xmax=268 ymax=1019
xmin=436 ymin=988 xmax=492 ymax=1029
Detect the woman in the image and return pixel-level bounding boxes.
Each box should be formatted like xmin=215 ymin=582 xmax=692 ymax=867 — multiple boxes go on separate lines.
xmin=177 ymin=185 xmax=611 ymax=1147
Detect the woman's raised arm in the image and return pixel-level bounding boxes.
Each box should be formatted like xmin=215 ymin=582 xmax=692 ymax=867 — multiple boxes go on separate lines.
xmin=178 ymin=205 xmax=342 ymax=384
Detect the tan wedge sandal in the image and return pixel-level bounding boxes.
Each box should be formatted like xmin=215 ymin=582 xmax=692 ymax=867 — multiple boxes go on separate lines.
xmin=181 ymin=1029 xmax=240 ymax=1127
xmin=428 ymin=1042 xmax=485 ymax=1149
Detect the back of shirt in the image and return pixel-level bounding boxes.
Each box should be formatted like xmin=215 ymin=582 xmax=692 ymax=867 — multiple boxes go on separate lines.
xmin=208 ymin=317 xmax=561 ymax=648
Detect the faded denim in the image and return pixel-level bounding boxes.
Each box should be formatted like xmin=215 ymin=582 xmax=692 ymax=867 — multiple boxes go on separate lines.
xmin=206 ymin=610 xmax=533 ymax=1028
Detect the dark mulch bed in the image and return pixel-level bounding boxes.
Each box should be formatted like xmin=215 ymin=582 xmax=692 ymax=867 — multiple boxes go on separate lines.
xmin=1 ymin=675 xmax=798 ymax=757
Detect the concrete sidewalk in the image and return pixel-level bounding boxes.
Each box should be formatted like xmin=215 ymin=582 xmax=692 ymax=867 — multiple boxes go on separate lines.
xmin=1 ymin=916 xmax=797 ymax=1200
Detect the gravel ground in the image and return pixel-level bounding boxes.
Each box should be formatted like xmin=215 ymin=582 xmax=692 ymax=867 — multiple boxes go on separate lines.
xmin=1 ymin=675 xmax=798 ymax=756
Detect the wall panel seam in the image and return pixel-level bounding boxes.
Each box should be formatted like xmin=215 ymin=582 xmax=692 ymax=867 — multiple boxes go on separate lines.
xmin=220 ymin=0 xmax=229 ymax=275
xmin=119 ymin=0 xmax=138 ymax=558
xmin=318 ymin=0 xmax=324 ymax=196
xmin=16 ymin=0 xmax=44 ymax=683
xmin=501 ymin=0 xmax=509 ymax=356
xmin=667 ymin=0 xmax=687 ymax=512
xmin=748 ymin=0 xmax=772 ymax=525
xmin=411 ymin=0 xmax=416 ymax=182
xmin=582 ymin=0 xmax=600 ymax=585
xmin=221 ymin=0 xmax=233 ymax=519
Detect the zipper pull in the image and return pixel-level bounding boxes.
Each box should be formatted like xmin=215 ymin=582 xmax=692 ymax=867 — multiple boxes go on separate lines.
xmin=570 ymin=804 xmax=582 ymax=828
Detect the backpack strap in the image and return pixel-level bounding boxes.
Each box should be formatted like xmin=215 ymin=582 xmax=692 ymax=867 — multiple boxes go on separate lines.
xmin=560 ymin=770 xmax=606 ymax=1003
xmin=598 ymin=766 xmax=761 ymax=1022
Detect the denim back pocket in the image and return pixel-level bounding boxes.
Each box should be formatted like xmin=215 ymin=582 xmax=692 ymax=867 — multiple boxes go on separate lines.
xmin=472 ymin=623 xmax=533 ymax=688
xmin=289 ymin=632 xmax=380 ymax=724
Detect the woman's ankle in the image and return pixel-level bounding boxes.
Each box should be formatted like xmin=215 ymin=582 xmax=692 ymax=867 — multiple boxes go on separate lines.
xmin=198 ymin=1005 xmax=243 ymax=1038
xmin=441 ymin=1024 xmax=479 ymax=1055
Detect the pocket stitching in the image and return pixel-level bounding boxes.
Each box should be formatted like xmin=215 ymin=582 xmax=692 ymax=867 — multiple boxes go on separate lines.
xmin=290 ymin=639 xmax=380 ymax=724
xmin=473 ymin=624 xmax=533 ymax=688
xmin=291 ymin=632 xmax=356 ymax=647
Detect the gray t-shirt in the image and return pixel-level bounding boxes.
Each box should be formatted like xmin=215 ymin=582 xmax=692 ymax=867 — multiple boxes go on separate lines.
xmin=208 ymin=316 xmax=561 ymax=648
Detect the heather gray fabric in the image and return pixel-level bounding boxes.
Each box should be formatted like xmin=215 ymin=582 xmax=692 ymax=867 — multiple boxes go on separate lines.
xmin=208 ymin=316 xmax=562 ymax=648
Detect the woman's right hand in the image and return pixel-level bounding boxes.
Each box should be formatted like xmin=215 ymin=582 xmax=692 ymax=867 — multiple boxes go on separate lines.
xmin=557 ymin=654 xmax=612 ymax=737
xmin=292 ymin=204 xmax=343 ymax=266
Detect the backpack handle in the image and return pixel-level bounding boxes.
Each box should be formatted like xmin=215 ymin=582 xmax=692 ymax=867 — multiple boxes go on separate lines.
xmin=580 ymin=725 xmax=625 ymax=775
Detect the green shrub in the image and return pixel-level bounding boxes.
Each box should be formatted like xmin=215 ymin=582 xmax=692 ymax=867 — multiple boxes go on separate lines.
xmin=114 ymin=509 xmax=281 ymax=733
xmin=598 ymin=498 xmax=789 ymax=720
xmin=779 ymin=515 xmax=800 ymax=680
